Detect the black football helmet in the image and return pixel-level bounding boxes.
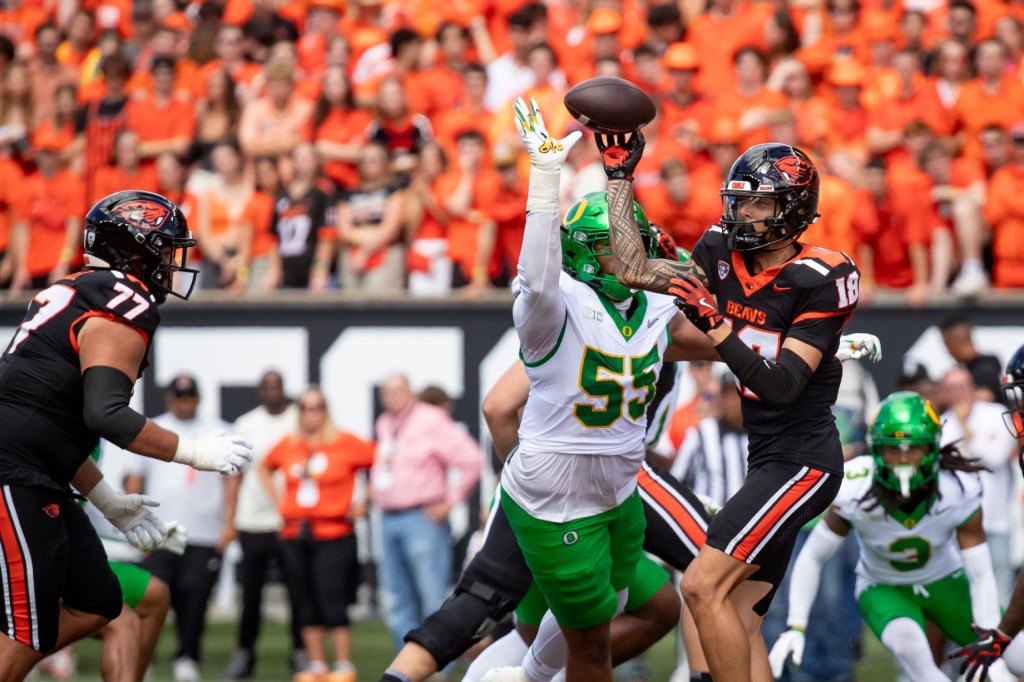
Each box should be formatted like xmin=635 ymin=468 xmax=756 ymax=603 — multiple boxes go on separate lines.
xmin=84 ymin=190 xmax=198 ymax=304
xmin=1003 ymin=344 xmax=1024 ymax=439
xmin=719 ymin=142 xmax=820 ymax=252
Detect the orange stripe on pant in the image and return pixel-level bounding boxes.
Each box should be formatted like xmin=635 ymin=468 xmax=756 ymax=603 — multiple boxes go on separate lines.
xmin=0 ymin=491 xmax=31 ymax=647
xmin=732 ymin=469 xmax=824 ymax=562
xmin=637 ymin=468 xmax=707 ymax=548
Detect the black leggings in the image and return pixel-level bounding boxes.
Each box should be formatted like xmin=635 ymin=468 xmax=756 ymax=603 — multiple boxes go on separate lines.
xmin=237 ymin=531 xmax=303 ymax=652
xmin=279 ymin=533 xmax=359 ymax=629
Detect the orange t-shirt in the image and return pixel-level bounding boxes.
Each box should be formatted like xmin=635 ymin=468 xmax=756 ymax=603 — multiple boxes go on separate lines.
xmin=0 ymin=5 xmax=50 ymax=47
xmin=487 ymin=175 xmax=527 ymax=278
xmin=659 ymin=93 xmax=716 ymax=147
xmin=860 ymin=181 xmax=936 ymax=289
xmin=125 ymin=95 xmax=197 ymax=147
xmin=418 ymin=63 xmax=466 ymax=123
xmin=15 ymin=170 xmax=85 ymax=277
xmin=953 ymin=77 xmax=1024 ymax=161
xmin=434 ymin=103 xmax=497 ymax=151
xmin=984 ymin=162 xmax=1024 ymax=288
xmin=312 ymin=107 xmax=373 ymax=190
xmin=639 ymin=183 xmax=720 ymax=252
xmin=91 ymin=164 xmax=160 ymax=204
xmin=263 ymin=432 xmax=375 ymax=540
xmin=867 ymin=81 xmax=952 ymax=139
xmin=812 ymin=175 xmax=860 ymax=258
xmin=688 ymin=4 xmax=771 ymax=95
xmin=714 ymin=86 xmax=787 ymax=151
xmin=434 ymin=168 xmax=502 ymax=279
xmin=243 ymin=190 xmax=276 ymax=259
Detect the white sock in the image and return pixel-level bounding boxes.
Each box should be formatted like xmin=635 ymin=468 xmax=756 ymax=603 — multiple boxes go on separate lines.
xmin=961 ymin=259 xmax=984 ymax=274
xmin=523 ymin=611 xmax=567 ymax=682
xmin=464 ymin=630 xmax=530 ymax=682
xmin=880 ymin=618 xmax=948 ymax=682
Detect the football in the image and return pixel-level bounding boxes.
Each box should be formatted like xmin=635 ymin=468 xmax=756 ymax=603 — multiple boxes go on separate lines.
xmin=563 ymin=77 xmax=657 ymax=134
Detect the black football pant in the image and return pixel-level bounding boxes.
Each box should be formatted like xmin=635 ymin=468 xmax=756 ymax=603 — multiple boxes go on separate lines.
xmin=141 ymin=545 xmax=220 ymax=662
xmin=237 ymin=531 xmax=303 ymax=653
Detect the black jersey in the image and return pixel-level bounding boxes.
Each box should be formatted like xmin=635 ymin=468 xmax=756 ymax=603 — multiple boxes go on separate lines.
xmin=693 ymin=226 xmax=858 ymax=474
xmin=0 ymin=269 xmax=160 ymax=489
xmin=272 ymin=181 xmax=334 ymax=288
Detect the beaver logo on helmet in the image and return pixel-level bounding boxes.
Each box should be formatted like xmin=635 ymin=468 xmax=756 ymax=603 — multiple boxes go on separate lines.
xmin=771 ymin=156 xmax=816 ymax=187
xmin=110 ymin=200 xmax=171 ymax=229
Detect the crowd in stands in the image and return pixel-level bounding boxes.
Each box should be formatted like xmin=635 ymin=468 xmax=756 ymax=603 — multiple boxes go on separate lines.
xmin=0 ymin=0 xmax=1022 ymax=299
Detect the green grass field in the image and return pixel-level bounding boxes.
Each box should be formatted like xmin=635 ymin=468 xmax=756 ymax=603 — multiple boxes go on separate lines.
xmin=62 ymin=618 xmax=900 ymax=682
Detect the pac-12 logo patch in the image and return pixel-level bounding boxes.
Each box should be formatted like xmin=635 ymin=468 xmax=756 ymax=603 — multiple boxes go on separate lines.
xmin=42 ymin=504 xmax=60 ymax=518
xmin=111 ymin=199 xmax=171 ymax=229
xmin=718 ymin=260 xmax=730 ymax=280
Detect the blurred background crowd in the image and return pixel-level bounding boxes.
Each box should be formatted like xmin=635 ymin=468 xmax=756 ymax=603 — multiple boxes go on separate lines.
xmin=0 ymin=0 xmax=1022 ymax=299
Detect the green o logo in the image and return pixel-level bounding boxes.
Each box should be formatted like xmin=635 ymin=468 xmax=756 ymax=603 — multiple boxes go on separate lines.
xmin=622 ymin=326 xmax=633 ymax=337
xmin=563 ymin=531 xmax=579 ymax=545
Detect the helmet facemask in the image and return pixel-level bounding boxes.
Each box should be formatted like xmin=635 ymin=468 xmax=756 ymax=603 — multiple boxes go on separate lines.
xmin=561 ymin=192 xmax=657 ymax=302
xmin=720 ymin=190 xmax=818 ymax=252
xmin=867 ymin=391 xmax=943 ymax=501
xmin=1003 ymin=376 xmax=1024 ymax=438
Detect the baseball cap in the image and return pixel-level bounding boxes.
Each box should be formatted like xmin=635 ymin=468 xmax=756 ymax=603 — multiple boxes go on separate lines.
xmin=663 ymin=42 xmax=699 ymax=71
xmin=587 ymin=8 xmax=623 ymax=35
xmin=32 ymin=127 xmax=64 ymax=152
xmin=828 ymin=58 xmax=866 ymax=87
xmin=706 ymin=117 xmax=739 ymax=145
xmin=168 ymin=374 xmax=200 ymax=397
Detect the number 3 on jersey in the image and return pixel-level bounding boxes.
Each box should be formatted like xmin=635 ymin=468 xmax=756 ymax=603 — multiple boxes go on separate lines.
xmin=575 ymin=345 xmax=659 ymax=428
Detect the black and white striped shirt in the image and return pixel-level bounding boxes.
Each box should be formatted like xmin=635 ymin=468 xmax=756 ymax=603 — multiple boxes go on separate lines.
xmin=670 ymin=418 xmax=748 ymax=505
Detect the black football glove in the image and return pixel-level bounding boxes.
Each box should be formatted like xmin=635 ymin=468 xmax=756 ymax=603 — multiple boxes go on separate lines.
xmin=668 ymin=276 xmax=724 ymax=333
xmin=650 ymin=224 xmax=679 ymax=260
xmin=948 ymin=625 xmax=1012 ymax=681
xmin=596 ymin=131 xmax=645 ymax=180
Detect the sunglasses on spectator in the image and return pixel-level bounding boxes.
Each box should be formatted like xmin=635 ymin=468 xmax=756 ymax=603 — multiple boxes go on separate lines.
xmin=298 ymin=402 xmax=326 ymax=412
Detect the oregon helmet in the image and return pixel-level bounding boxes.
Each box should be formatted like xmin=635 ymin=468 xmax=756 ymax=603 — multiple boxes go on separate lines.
xmin=1002 ymin=344 xmax=1024 ymax=438
xmin=867 ymin=391 xmax=943 ymax=499
xmin=720 ymin=143 xmax=820 ymax=252
xmin=561 ymin=191 xmax=656 ymax=301
xmin=84 ymin=190 xmax=198 ymax=304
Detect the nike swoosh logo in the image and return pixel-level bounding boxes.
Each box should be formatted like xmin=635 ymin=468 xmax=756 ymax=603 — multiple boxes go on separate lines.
xmin=698 ymin=298 xmax=711 ymax=308
xmin=647 ymin=317 xmax=658 ymax=328
xmin=773 ymin=284 xmax=791 ymax=292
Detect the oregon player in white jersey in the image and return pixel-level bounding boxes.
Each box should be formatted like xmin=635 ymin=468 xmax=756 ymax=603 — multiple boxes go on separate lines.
xmin=769 ymin=392 xmax=1024 ymax=682
xmin=493 ymin=98 xmax=722 ymax=682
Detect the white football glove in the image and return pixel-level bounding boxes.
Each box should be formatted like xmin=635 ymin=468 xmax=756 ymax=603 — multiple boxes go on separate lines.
xmin=86 ymin=479 xmax=168 ymax=551
xmin=513 ymin=97 xmax=582 ymax=172
xmin=837 ymin=333 xmax=882 ymax=363
xmin=173 ymin=430 xmax=254 ymax=475
xmin=769 ymin=628 xmax=805 ymax=679
xmin=160 ymin=522 xmax=189 ymax=556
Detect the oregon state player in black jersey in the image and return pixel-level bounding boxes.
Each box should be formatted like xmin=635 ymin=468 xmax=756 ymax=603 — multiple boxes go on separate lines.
xmin=601 ymin=138 xmax=856 ymax=682
xmin=0 ymin=190 xmax=253 ymax=681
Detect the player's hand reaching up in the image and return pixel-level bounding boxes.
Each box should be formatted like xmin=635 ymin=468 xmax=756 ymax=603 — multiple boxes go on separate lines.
xmin=173 ymin=429 xmax=254 ymax=475
xmin=949 ymin=625 xmax=1013 ymax=682
xmin=87 ymin=480 xmax=169 ymax=551
xmin=836 ymin=333 xmax=882 ymax=363
xmin=769 ymin=628 xmax=805 ymax=678
xmin=513 ymin=97 xmax=582 ymax=173
xmin=596 ymin=130 xmax=645 ymax=180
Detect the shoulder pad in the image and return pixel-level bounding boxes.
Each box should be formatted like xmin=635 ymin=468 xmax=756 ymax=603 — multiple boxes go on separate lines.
xmin=939 ymin=468 xmax=983 ymax=501
xmin=71 ymin=269 xmax=161 ymax=339
xmin=784 ymin=247 xmax=858 ymax=287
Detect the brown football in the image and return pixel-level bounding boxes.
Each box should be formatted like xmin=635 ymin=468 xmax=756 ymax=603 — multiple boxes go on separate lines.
xmin=563 ymin=77 xmax=657 ymax=134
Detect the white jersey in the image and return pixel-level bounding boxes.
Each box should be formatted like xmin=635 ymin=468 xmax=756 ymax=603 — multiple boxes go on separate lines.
xmin=518 ymin=272 xmax=678 ymax=457
xmin=832 ymin=456 xmax=982 ymax=595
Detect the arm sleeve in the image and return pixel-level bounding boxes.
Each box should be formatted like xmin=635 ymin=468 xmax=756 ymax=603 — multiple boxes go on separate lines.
xmin=81 ymin=367 xmax=148 ymax=448
xmin=714 ymin=336 xmax=814 ymax=409
xmin=787 ymin=521 xmax=846 ymax=629
xmin=963 ymin=543 xmax=1002 ymax=628
xmin=512 ymin=209 xmax=568 ymax=361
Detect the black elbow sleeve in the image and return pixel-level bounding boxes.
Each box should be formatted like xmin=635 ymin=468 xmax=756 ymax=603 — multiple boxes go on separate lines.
xmin=82 ymin=366 xmax=147 ymax=448
xmin=715 ymin=335 xmax=813 ymax=408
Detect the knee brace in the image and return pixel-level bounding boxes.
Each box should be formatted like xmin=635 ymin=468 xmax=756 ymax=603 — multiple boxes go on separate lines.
xmin=404 ymin=579 xmax=518 ymax=668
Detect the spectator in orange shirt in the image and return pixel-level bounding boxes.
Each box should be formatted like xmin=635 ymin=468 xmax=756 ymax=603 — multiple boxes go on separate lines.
xmin=91 ymin=129 xmax=160 ymax=203
xmin=995 ymin=16 xmax=1023 ymax=78
xmin=366 ymin=76 xmax=433 ymax=175
xmin=259 ymin=386 xmax=374 ymax=682
xmin=194 ymin=69 xmax=242 ymax=170
xmin=125 ymin=56 xmax=197 ymax=164
xmin=0 ymin=153 xmax=22 ymax=287
xmin=27 ymin=25 xmax=77 ymax=127
xmin=797 ymin=0 xmax=870 ymax=76
xmin=239 ymin=57 xmax=314 ymax=165
xmin=954 ymin=40 xmax=1024 ymax=161
xmin=196 ymin=25 xmax=262 ymax=102
xmin=417 ymin=22 xmax=473 ymax=123
xmin=866 ymin=48 xmax=950 ymax=159
xmin=858 ymin=156 xmax=933 ymax=307
xmin=10 ymin=135 xmax=85 ymax=293
xmin=642 ymin=157 xmax=720 ymax=251
xmin=715 ymin=46 xmax=786 ymax=150
xmin=487 ymin=146 xmax=527 ymax=285
xmin=632 ymin=44 xmax=670 ymax=96
xmin=659 ymin=42 xmax=715 ymax=152
xmin=917 ymin=139 xmax=990 ymax=295
xmin=646 ymin=3 xmax=686 ymax=54
xmin=930 ymin=41 xmax=971 ymax=112
xmin=317 ymin=141 xmax=407 ymax=292
xmin=984 ymin=124 xmax=1024 ymax=288
xmin=433 ymin=62 xmax=494 ymax=151
xmin=406 ymin=142 xmax=452 ymax=296
xmin=311 ymin=65 xmax=371 ymax=191
xmin=824 ymin=58 xmax=870 ymax=151
xmin=898 ymin=10 xmax=932 ymax=53
xmin=946 ymin=0 xmax=978 ymax=51
xmin=687 ymin=0 xmax=770 ymax=94
xmin=239 ymin=156 xmax=281 ymax=290
xmin=197 ymin=139 xmax=255 ymax=288
xmin=57 ymin=10 xmax=97 ymax=74
xmin=155 ymin=151 xmax=199 ymax=226
xmin=435 ymin=129 xmax=499 ymax=293
xmin=768 ymin=58 xmax=830 ymax=149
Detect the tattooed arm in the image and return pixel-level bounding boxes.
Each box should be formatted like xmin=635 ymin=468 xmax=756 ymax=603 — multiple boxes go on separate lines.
xmin=606 ymin=177 xmax=708 ymax=292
